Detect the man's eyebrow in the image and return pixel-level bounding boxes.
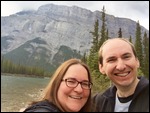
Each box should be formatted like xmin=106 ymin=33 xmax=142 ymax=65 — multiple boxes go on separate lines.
xmin=106 ymin=53 xmax=132 ymax=60
xmin=122 ymin=52 xmax=132 ymax=56
xmin=106 ymin=56 xmax=116 ymax=60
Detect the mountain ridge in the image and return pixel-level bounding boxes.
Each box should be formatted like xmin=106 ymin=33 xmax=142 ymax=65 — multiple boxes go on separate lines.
xmin=1 ymin=3 xmax=149 ymax=72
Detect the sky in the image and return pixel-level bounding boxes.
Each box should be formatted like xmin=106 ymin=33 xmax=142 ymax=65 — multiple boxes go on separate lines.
xmin=1 ymin=1 xmax=149 ymax=30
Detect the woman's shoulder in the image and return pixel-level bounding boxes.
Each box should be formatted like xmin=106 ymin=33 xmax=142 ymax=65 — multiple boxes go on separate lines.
xmin=23 ymin=100 xmax=61 ymax=112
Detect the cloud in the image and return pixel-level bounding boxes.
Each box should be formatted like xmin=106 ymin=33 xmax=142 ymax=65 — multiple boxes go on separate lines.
xmin=1 ymin=1 xmax=149 ymax=30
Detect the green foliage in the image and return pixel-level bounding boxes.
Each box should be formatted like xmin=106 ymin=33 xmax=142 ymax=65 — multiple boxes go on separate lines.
xmin=87 ymin=6 xmax=110 ymax=93
xmin=87 ymin=52 xmax=99 ymax=72
xmin=135 ymin=22 xmax=149 ymax=79
xmin=118 ymin=28 xmax=122 ymax=38
xmin=129 ymin=35 xmax=132 ymax=43
xmin=89 ymin=19 xmax=99 ymax=52
xmin=135 ymin=21 xmax=143 ymax=71
xmin=1 ymin=57 xmax=48 ymax=77
xmin=137 ymin=68 xmax=144 ymax=77
xmin=142 ymin=32 xmax=149 ymax=79
xmin=87 ymin=7 xmax=149 ymax=95
xmin=99 ymin=6 xmax=107 ymax=47
xmin=81 ymin=52 xmax=87 ymax=63
xmin=53 ymin=45 xmax=81 ymax=61
xmin=91 ymin=71 xmax=111 ymax=94
xmin=52 ymin=45 xmax=82 ymax=70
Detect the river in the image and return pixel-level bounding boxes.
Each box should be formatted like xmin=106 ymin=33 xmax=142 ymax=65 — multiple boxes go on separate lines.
xmin=1 ymin=74 xmax=50 ymax=112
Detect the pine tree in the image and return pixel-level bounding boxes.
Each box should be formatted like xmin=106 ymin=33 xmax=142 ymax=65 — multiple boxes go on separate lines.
xmin=118 ymin=28 xmax=122 ymax=38
xmin=106 ymin=29 xmax=109 ymax=40
xmin=99 ymin=6 xmax=107 ymax=47
xmin=129 ymin=35 xmax=132 ymax=43
xmin=134 ymin=21 xmax=143 ymax=74
xmin=87 ymin=19 xmax=99 ymax=72
xmin=87 ymin=6 xmax=110 ymax=93
xmin=81 ymin=52 xmax=87 ymax=63
xmin=142 ymin=31 xmax=149 ymax=78
xmin=90 ymin=19 xmax=99 ymax=52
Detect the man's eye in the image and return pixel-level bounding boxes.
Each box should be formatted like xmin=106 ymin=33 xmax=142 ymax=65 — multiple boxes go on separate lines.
xmin=107 ymin=59 xmax=115 ymax=62
xmin=124 ymin=55 xmax=130 ymax=59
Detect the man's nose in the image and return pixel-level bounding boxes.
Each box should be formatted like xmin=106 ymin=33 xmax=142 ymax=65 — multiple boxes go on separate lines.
xmin=116 ymin=59 xmax=126 ymax=71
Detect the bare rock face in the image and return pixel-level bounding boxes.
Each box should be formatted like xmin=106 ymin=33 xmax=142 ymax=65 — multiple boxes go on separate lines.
xmin=1 ymin=3 xmax=149 ymax=72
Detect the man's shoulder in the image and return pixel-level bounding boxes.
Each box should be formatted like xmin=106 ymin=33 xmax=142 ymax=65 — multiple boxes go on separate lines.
xmin=92 ymin=86 xmax=116 ymax=101
xmin=92 ymin=90 xmax=109 ymax=103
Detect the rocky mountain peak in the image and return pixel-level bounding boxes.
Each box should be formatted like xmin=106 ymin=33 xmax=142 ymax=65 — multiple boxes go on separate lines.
xmin=1 ymin=3 xmax=149 ymax=72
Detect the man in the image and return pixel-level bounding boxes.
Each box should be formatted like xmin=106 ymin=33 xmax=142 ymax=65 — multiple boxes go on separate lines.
xmin=92 ymin=38 xmax=149 ymax=112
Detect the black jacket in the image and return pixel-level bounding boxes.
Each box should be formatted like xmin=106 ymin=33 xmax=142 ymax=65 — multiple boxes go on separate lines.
xmin=92 ymin=76 xmax=149 ymax=112
xmin=23 ymin=100 xmax=61 ymax=112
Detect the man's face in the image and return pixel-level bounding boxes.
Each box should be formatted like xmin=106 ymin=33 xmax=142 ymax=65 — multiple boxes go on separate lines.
xmin=99 ymin=39 xmax=139 ymax=87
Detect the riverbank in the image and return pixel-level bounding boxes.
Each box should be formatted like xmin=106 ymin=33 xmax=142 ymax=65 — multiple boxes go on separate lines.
xmin=1 ymin=73 xmax=50 ymax=78
xmin=1 ymin=75 xmax=48 ymax=112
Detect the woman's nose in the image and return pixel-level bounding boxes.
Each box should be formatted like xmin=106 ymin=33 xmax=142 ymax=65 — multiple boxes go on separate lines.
xmin=74 ymin=83 xmax=83 ymax=92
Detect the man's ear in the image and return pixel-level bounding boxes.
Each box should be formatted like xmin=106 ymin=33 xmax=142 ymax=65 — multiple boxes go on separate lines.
xmin=136 ymin=58 xmax=140 ymax=68
xmin=99 ymin=64 xmax=105 ymax=74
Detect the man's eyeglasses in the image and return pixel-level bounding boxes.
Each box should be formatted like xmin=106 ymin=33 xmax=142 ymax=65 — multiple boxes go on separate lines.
xmin=62 ymin=78 xmax=93 ymax=90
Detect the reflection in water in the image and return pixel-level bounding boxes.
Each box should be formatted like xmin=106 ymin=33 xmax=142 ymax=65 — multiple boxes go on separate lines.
xmin=1 ymin=75 xmax=49 ymax=112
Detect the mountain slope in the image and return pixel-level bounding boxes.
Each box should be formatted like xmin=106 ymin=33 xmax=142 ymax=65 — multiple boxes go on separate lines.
xmin=1 ymin=3 xmax=149 ymax=73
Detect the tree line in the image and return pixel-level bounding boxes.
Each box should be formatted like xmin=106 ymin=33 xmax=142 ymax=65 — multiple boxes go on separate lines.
xmin=1 ymin=6 xmax=149 ymax=93
xmin=1 ymin=57 xmax=49 ymax=77
xmin=82 ymin=6 xmax=149 ymax=93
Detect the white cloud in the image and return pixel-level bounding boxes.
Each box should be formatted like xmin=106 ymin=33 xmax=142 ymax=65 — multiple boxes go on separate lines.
xmin=1 ymin=1 xmax=149 ymax=30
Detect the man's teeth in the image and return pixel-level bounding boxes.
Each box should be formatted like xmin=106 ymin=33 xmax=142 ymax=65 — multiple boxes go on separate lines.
xmin=115 ymin=72 xmax=129 ymax=76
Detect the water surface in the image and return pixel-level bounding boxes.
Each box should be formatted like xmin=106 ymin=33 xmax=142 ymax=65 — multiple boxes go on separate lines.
xmin=1 ymin=75 xmax=49 ymax=112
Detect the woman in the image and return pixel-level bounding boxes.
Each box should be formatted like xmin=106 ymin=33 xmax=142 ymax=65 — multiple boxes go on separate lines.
xmin=23 ymin=58 xmax=93 ymax=112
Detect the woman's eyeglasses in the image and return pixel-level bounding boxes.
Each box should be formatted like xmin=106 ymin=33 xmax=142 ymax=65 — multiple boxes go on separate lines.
xmin=62 ymin=78 xmax=92 ymax=90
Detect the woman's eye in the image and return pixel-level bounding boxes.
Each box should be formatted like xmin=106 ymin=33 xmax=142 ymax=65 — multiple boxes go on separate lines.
xmin=68 ymin=80 xmax=76 ymax=84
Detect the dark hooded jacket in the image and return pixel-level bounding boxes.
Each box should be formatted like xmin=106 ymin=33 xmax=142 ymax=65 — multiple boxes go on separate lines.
xmin=23 ymin=100 xmax=61 ymax=112
xmin=92 ymin=76 xmax=149 ymax=112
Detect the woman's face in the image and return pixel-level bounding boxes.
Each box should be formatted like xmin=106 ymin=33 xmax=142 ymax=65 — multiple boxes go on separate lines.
xmin=57 ymin=64 xmax=90 ymax=112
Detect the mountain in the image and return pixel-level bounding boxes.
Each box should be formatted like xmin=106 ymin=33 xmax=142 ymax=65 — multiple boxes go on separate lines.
xmin=1 ymin=3 xmax=149 ymax=73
